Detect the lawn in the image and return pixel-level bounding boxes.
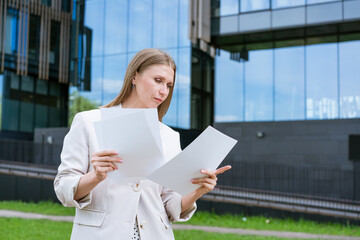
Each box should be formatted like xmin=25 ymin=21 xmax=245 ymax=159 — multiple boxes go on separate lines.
xmin=0 ymin=200 xmax=359 ymax=237
xmin=0 ymin=218 xmax=311 ymax=240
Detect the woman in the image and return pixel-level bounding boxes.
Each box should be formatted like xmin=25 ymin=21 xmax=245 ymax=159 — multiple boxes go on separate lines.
xmin=54 ymin=48 xmax=231 ymax=240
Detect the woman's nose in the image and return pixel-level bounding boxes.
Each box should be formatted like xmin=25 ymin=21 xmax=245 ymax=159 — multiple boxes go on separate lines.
xmin=159 ymin=85 xmax=168 ymax=96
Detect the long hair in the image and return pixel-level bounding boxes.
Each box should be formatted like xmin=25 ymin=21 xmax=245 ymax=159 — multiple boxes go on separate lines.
xmin=103 ymin=49 xmax=176 ymax=121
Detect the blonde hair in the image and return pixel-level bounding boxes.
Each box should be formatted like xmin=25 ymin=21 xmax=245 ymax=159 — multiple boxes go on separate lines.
xmin=103 ymin=49 xmax=176 ymax=121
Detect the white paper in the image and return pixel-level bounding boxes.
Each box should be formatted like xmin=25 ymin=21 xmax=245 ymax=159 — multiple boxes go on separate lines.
xmin=93 ymin=110 xmax=165 ymax=184
xmin=148 ymin=126 xmax=237 ymax=196
xmin=100 ymin=107 xmax=163 ymax=154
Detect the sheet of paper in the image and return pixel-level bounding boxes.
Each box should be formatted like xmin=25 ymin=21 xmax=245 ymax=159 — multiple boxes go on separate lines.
xmin=93 ymin=110 xmax=165 ymax=184
xmin=148 ymin=126 xmax=237 ymax=196
xmin=100 ymin=107 xmax=163 ymax=155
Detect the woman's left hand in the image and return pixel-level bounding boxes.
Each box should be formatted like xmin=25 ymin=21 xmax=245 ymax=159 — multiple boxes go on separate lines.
xmin=191 ymin=165 xmax=232 ymax=196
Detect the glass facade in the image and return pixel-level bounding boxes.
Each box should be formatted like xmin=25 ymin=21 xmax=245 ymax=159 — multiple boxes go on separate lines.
xmin=215 ymin=35 xmax=360 ymax=122
xmin=78 ymin=0 xmax=191 ymax=128
xmin=217 ymin=0 xmax=342 ymax=16
xmin=1 ymin=71 xmax=67 ymax=132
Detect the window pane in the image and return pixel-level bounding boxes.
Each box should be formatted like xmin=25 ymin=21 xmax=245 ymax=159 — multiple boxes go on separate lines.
xmin=220 ymin=0 xmax=239 ymax=16
xmin=35 ymin=104 xmax=48 ymax=128
xmin=128 ymin=0 xmax=152 ymax=52
xmin=50 ymin=21 xmax=61 ymax=66
xmin=177 ymin=47 xmax=191 ymax=128
xmin=272 ymin=0 xmax=305 ymax=9
xmin=241 ymin=0 xmax=269 ymax=12
xmin=275 ymin=45 xmax=305 ymax=120
xmin=179 ymin=0 xmax=190 ymax=47
xmin=5 ymin=8 xmax=19 ymax=54
xmin=245 ymin=49 xmax=273 ymax=121
xmin=215 ymin=50 xmax=244 ymax=122
xmin=104 ymin=0 xmax=127 ymax=55
xmin=306 ymin=43 xmax=338 ymax=119
xmin=339 ymin=40 xmax=360 ymax=118
xmin=19 ymin=102 xmax=34 ymax=132
xmin=2 ymin=99 xmax=19 ymax=131
xmin=29 ymin=15 xmax=40 ymax=61
xmin=162 ymin=49 xmax=178 ymax=127
xmin=80 ymin=57 xmax=103 ymax=105
xmin=103 ymin=54 xmax=126 ymax=105
xmin=153 ymin=0 xmax=178 ymax=49
xmin=84 ymin=1 xmax=104 ymax=57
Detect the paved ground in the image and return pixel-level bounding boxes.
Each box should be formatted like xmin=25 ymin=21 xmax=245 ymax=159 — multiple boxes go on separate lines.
xmin=1 ymin=210 xmax=359 ymax=240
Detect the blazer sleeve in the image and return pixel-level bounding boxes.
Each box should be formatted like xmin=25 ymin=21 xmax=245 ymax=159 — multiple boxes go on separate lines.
xmin=161 ymin=131 xmax=197 ymax=222
xmin=53 ymin=112 xmax=92 ymax=209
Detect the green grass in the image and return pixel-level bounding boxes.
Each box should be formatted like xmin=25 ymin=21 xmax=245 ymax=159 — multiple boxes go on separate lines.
xmin=176 ymin=211 xmax=360 ymax=237
xmin=0 ymin=218 xmax=311 ymax=240
xmin=174 ymin=230 xmax=313 ymax=240
xmin=0 ymin=218 xmax=72 ymax=240
xmin=0 ymin=201 xmax=74 ymax=216
xmin=0 ymin=201 xmax=359 ymax=237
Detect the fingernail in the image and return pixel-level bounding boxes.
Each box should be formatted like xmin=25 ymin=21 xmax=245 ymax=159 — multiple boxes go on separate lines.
xmin=191 ymin=179 xmax=195 ymax=183
xmin=200 ymin=170 xmax=205 ymax=173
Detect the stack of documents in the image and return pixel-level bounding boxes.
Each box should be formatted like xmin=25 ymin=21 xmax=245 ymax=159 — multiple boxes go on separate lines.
xmin=94 ymin=107 xmax=237 ymax=196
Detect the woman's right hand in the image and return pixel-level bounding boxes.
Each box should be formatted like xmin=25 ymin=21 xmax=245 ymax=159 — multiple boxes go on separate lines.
xmin=91 ymin=150 xmax=123 ymax=181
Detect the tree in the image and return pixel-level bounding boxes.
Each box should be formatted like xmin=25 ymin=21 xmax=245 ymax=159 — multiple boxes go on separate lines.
xmin=68 ymin=91 xmax=99 ymax=125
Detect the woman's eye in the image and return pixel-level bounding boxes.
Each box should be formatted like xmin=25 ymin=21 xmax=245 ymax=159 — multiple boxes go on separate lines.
xmin=167 ymin=84 xmax=173 ymax=88
xmin=155 ymin=78 xmax=161 ymax=83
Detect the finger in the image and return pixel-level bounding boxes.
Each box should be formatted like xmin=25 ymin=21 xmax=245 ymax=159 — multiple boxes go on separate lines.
xmin=95 ymin=150 xmax=119 ymax=157
xmin=215 ymin=165 xmax=232 ymax=175
xmin=93 ymin=156 xmax=123 ymax=163
xmin=191 ymin=177 xmax=216 ymax=186
xmin=97 ymin=166 xmax=116 ymax=173
xmin=198 ymin=182 xmax=214 ymax=192
xmin=200 ymin=169 xmax=216 ymax=179
xmin=95 ymin=161 xmax=118 ymax=170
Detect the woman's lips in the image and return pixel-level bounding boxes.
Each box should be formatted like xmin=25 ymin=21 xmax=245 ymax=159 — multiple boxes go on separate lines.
xmin=154 ymin=97 xmax=163 ymax=103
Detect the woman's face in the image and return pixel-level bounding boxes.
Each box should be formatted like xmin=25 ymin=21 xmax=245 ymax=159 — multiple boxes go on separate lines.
xmin=132 ymin=64 xmax=174 ymax=108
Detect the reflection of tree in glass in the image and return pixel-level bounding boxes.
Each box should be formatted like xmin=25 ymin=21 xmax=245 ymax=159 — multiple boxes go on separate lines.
xmin=68 ymin=91 xmax=99 ymax=125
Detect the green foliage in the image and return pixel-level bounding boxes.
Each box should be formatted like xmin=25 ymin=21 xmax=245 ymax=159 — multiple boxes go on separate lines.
xmin=0 ymin=201 xmax=74 ymax=216
xmin=68 ymin=90 xmax=99 ymax=125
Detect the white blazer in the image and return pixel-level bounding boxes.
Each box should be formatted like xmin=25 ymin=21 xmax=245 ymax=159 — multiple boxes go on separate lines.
xmin=54 ymin=108 xmax=196 ymax=240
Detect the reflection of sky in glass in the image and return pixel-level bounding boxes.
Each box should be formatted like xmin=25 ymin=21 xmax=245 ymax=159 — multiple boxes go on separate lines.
xmin=80 ymin=57 xmax=103 ymax=105
xmin=272 ymin=0 xmax=305 ymax=9
xmin=162 ymin=49 xmax=178 ymax=127
xmin=245 ymin=49 xmax=273 ymax=121
xmin=241 ymin=0 xmax=269 ymax=12
xmin=179 ymin=0 xmax=190 ymax=47
xmin=306 ymin=43 xmax=338 ymax=119
xmin=215 ymin=50 xmax=243 ymax=122
xmin=104 ymin=0 xmax=127 ymax=55
xmin=275 ymin=46 xmax=305 ymax=120
xmin=176 ymin=47 xmax=191 ymax=128
xmin=84 ymin=1 xmax=104 ymax=57
xmin=220 ymin=0 xmax=239 ymax=16
xmin=103 ymin=54 xmax=126 ymax=105
xmin=339 ymin=40 xmax=360 ymax=118
xmin=128 ymin=0 xmax=152 ymax=52
xmin=153 ymin=0 xmax=178 ymax=49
